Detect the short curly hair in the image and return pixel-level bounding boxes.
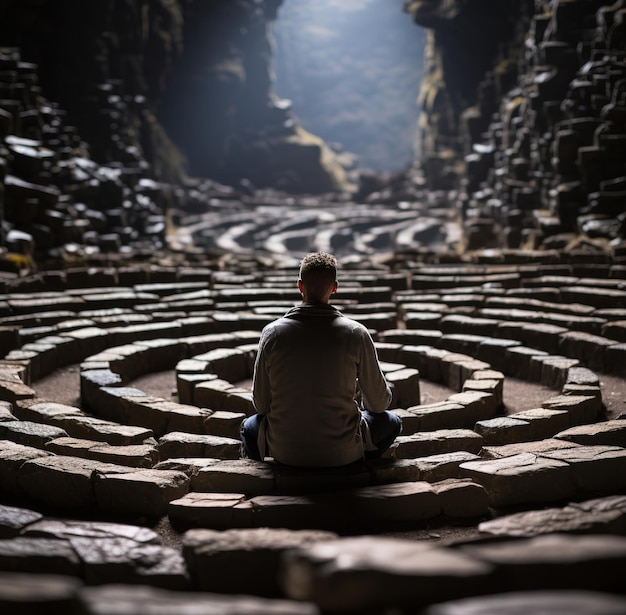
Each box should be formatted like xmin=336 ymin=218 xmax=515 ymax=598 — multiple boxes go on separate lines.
xmin=299 ymin=252 xmax=337 ymax=302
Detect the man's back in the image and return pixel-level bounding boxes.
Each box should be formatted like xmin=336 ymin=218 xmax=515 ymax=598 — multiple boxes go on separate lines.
xmin=252 ymin=302 xmax=391 ymax=466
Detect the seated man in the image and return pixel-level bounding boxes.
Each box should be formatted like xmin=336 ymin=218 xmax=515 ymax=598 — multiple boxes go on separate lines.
xmin=241 ymin=251 xmax=401 ymax=467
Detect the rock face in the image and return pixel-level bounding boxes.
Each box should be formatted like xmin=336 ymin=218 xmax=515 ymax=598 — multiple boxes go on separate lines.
xmin=407 ymin=0 xmax=626 ymax=251
xmin=159 ymin=0 xmax=350 ymax=193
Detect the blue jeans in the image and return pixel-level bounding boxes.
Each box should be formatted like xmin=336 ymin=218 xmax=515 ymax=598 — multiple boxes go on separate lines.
xmin=240 ymin=410 xmax=402 ymax=463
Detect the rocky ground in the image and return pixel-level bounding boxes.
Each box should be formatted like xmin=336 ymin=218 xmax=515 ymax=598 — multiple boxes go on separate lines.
xmin=1 ymin=247 xmax=626 ymax=614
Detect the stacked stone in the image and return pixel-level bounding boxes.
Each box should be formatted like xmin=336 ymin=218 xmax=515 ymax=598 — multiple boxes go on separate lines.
xmin=0 ymin=47 xmax=177 ymax=267
xmin=0 ymin=252 xmax=625 ymax=612
xmin=461 ymin=0 xmax=626 ymax=251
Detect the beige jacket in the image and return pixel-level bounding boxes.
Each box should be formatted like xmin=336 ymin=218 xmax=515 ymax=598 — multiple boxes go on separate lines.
xmin=252 ymin=302 xmax=392 ymax=467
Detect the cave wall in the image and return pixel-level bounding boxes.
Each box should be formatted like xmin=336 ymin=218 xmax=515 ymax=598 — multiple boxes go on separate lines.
xmin=0 ymin=0 xmax=186 ymax=182
xmin=158 ymin=0 xmax=350 ymax=193
xmin=408 ymin=0 xmax=626 ymax=251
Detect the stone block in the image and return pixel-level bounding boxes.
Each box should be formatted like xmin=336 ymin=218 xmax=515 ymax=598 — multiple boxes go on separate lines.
xmin=462 ymin=379 xmax=503 ymax=408
xmin=343 ymin=481 xmax=441 ymax=523
xmin=194 ymin=347 xmax=250 ymax=382
xmin=0 ymin=420 xmax=68 ymax=448
xmin=0 ymin=538 xmax=81 ymax=577
xmin=460 ymin=452 xmax=576 ymax=507
xmin=168 ymin=492 xmax=254 ymax=530
xmin=192 ymin=459 xmax=275 ymax=496
xmin=504 ymin=345 xmax=549 ymax=380
xmin=387 ymin=367 xmax=420 ymax=408
xmin=460 ymin=534 xmax=626 ymax=593
xmin=0 ymin=440 xmax=52 ymax=495
xmin=273 ymin=462 xmax=370 ymax=494
xmin=447 ymin=359 xmax=491 ymax=392
xmin=447 ymin=391 xmax=498 ymax=423
xmin=369 ymin=458 xmax=424 ymax=484
xmin=94 ymin=469 xmax=190 ymax=517
xmin=393 ymin=429 xmax=483 ymax=459
xmin=158 ymin=431 xmax=241 ymax=460
xmin=476 ymin=337 xmax=521 ymax=366
xmin=542 ymin=394 xmax=601 ymax=426
xmin=282 ymin=536 xmax=495 ymax=613
xmin=194 ymin=378 xmax=234 ymax=409
xmin=555 ymin=419 xmax=626 ymax=447
xmin=474 ymin=417 xmax=531 ymax=445
xmin=70 ymin=537 xmax=188 ymax=589
xmin=202 ymin=410 xmax=246 ymax=439
xmin=478 ymin=499 xmax=626 ymax=539
xmin=248 ymin=493 xmax=339 ymax=530
xmin=404 ymin=402 xmax=466 ymax=431
xmin=413 ymin=451 xmax=481 ymax=482
xmin=541 ymin=445 xmax=626 ymax=494
xmin=432 ymin=478 xmax=490 ymax=518
xmin=0 ymin=503 xmax=42 ymax=538
xmin=183 ymin=527 xmax=336 ymax=597
xmin=19 ymin=455 xmax=133 ymax=511
xmin=559 ymin=331 xmax=619 ymax=372
xmin=21 ymin=518 xmax=160 ymax=544
xmin=508 ymin=407 xmax=570 ymax=440
xmin=79 ymin=369 xmax=123 ymax=417
xmin=537 ymin=356 xmax=580 ymax=388
xmin=482 ymin=438 xmax=581 ymax=460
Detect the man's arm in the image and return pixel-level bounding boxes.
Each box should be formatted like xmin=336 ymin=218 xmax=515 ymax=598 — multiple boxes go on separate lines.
xmin=357 ymin=328 xmax=392 ymax=413
xmin=252 ymin=329 xmax=272 ymax=415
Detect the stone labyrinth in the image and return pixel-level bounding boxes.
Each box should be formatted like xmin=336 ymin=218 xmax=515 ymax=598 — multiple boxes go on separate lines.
xmin=1 ymin=250 xmax=626 ymax=613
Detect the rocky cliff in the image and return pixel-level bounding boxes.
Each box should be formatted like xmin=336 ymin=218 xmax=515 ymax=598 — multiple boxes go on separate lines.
xmin=407 ymin=0 xmax=626 ymax=252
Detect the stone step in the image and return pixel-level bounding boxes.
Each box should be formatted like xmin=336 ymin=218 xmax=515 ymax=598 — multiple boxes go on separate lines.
xmin=168 ymin=478 xmax=489 ymax=531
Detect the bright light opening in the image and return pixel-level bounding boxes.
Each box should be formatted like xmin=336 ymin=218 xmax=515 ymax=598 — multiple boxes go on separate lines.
xmin=272 ymin=0 xmax=425 ymax=173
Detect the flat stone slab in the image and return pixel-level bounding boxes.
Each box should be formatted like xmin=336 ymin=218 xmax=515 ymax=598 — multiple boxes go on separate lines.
xmin=0 ymin=503 xmax=43 ymax=538
xmin=282 ymin=536 xmax=495 ymax=613
xmin=0 ymin=537 xmax=81 ymax=577
xmin=169 ymin=492 xmax=254 ymax=530
xmin=555 ymin=419 xmax=626 ymax=447
xmin=46 ymin=436 xmax=158 ymax=468
xmin=80 ymin=584 xmax=318 ymax=615
xmin=0 ymin=420 xmax=68 ymax=448
xmin=403 ymin=402 xmax=466 ymax=432
xmin=482 ymin=438 xmax=582 ymax=459
xmin=478 ymin=495 xmax=626 ymax=538
xmin=158 ymin=431 xmax=241 ymax=460
xmin=474 ymin=417 xmax=531 ymax=445
xmin=71 ymin=536 xmax=188 ymax=589
xmin=183 ymin=527 xmax=336 ymax=597
xmin=422 ymin=590 xmax=626 ymax=615
xmin=459 ymin=534 xmax=626 ymax=593
xmin=393 ymin=429 xmax=483 ymax=458
xmin=21 ymin=518 xmax=160 ymax=544
xmin=460 ymin=453 xmax=576 ymax=508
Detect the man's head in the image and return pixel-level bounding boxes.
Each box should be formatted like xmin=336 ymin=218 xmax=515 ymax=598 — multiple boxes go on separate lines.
xmin=298 ymin=252 xmax=338 ymax=303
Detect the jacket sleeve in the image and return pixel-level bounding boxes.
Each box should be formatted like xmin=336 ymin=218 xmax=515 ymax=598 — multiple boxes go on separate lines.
xmin=357 ymin=327 xmax=392 ymax=413
xmin=252 ymin=328 xmax=272 ymax=415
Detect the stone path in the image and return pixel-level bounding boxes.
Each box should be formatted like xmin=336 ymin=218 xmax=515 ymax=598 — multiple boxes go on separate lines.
xmin=1 ymin=250 xmax=626 ymax=613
